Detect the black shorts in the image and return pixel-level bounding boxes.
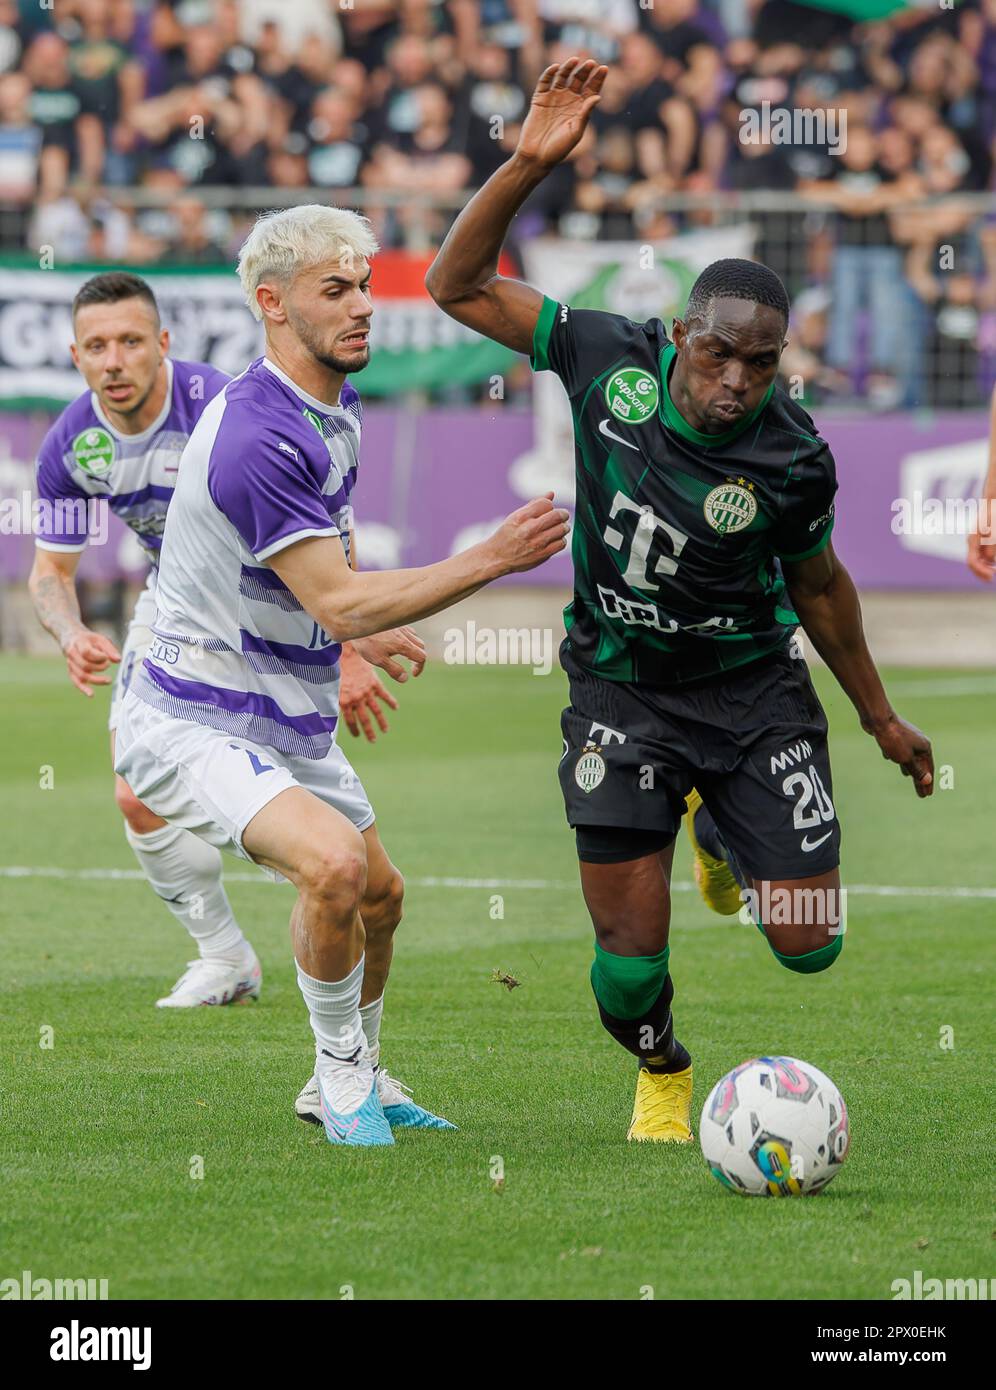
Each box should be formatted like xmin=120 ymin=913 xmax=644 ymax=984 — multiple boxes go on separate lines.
xmin=559 ymin=638 xmax=841 ymax=880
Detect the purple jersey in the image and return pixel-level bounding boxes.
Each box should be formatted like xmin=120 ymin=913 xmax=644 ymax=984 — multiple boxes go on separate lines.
xmin=34 ymin=358 xmax=230 ymax=566
xmin=130 ymin=356 xmax=361 ymax=760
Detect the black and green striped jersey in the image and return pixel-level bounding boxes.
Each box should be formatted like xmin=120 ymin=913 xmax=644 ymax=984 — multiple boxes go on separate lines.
xmin=530 ymin=295 xmax=838 ymax=686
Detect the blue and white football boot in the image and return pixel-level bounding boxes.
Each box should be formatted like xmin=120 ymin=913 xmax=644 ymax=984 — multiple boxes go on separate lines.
xmin=298 ymin=1064 xmax=456 ymax=1132
xmin=315 ymin=1049 xmax=394 ymax=1147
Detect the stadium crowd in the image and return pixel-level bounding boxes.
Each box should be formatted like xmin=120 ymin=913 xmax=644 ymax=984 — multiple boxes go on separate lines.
xmin=0 ymin=0 xmax=994 ymax=407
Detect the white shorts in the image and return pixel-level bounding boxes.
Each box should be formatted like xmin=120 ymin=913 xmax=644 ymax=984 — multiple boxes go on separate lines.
xmin=113 ymin=693 xmax=375 ymax=869
xmin=109 ymin=577 xmax=157 ymax=733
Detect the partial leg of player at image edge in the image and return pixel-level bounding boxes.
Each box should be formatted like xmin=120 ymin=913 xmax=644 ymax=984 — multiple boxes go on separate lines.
xmin=109 ymin=601 xmax=260 ymax=1010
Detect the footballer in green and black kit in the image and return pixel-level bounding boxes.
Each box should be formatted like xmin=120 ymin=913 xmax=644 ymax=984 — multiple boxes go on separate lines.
xmin=426 ymin=55 xmax=934 ymax=1146
xmin=530 ymin=291 xmax=842 ymax=881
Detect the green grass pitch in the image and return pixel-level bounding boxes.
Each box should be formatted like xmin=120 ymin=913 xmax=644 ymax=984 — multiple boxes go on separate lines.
xmin=1 ymin=653 xmax=992 ymax=1300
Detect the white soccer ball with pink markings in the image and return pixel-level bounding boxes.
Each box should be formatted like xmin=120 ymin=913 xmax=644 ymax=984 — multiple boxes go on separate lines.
xmin=700 ymin=1056 xmax=849 ymax=1196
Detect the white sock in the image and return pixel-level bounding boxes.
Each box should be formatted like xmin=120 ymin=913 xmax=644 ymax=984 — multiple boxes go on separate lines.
xmin=125 ymin=822 xmax=251 ymax=964
xmin=297 ymin=956 xmax=365 ymax=1062
xmin=360 ymin=993 xmax=384 ymax=1069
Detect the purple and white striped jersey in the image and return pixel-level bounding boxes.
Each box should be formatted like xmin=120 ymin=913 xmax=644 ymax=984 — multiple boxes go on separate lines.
xmin=130 ymin=356 xmax=362 ymax=761
xmin=34 ymin=358 xmax=231 ymax=565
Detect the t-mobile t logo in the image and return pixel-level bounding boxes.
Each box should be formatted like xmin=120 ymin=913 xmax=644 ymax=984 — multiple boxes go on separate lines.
xmin=602 ymin=492 xmax=688 ymax=590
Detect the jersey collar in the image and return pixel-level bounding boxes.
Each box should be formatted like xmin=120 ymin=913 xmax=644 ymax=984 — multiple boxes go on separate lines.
xmin=90 ymin=357 xmax=174 ymax=442
xmin=262 ymin=355 xmax=343 ymax=413
xmin=658 ymin=342 xmax=774 ymax=448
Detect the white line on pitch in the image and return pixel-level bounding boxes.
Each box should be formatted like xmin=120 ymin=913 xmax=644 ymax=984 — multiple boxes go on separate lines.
xmin=1 ymin=865 xmax=995 ymax=900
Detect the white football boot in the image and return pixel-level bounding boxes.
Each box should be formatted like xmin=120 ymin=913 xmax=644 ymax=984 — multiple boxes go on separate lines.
xmin=296 ymin=1065 xmax=456 ymax=1131
xmin=155 ymin=952 xmax=261 ymax=1009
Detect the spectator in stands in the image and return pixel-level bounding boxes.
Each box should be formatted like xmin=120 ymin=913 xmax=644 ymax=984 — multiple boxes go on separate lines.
xmin=538 ymin=0 xmax=638 ymax=58
xmin=68 ymin=0 xmax=144 ymax=187
xmin=802 ymin=123 xmax=923 ymax=409
xmin=23 ymin=31 xmax=102 ymax=198
xmin=0 ymin=0 xmax=23 ymax=76
xmin=364 ymin=80 xmax=470 ymax=196
xmin=451 ymin=38 xmax=528 ymax=186
xmin=908 ymin=232 xmax=989 ymax=409
xmin=305 ymin=86 xmax=372 ymax=190
xmin=608 ymin=32 xmax=697 ymax=182
xmin=131 ymin=22 xmax=269 ymax=184
xmin=0 ymin=70 xmax=39 ymax=204
xmin=169 ymin=193 xmax=228 ymax=264
xmin=778 ymin=285 xmax=850 ymax=406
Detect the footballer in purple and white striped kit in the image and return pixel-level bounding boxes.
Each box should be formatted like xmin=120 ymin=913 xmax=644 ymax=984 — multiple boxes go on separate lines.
xmin=114 ymin=205 xmax=571 ymax=1146
xmin=28 ymin=273 xmax=272 ymax=1011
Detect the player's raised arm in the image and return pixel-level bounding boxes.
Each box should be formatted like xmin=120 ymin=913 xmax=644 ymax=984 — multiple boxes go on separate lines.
xmin=424 ymin=58 xmax=607 ymax=352
xmin=782 ymin=543 xmax=934 ymax=799
xmin=266 ymin=494 xmax=570 ymax=642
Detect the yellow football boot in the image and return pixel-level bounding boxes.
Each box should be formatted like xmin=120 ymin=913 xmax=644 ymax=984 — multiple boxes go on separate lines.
xmin=685 ymin=787 xmax=742 ymax=916
xmin=627 ymin=1065 xmax=694 ymax=1143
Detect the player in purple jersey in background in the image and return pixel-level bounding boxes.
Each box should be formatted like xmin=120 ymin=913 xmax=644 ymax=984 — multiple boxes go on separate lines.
xmin=27 ymin=273 xmax=267 ymax=1006
xmin=113 ymin=206 xmax=570 ymax=1146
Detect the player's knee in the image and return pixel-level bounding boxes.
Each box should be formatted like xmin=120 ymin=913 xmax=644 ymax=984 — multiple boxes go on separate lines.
xmin=364 ymin=867 xmax=404 ymax=935
xmin=114 ymin=777 xmax=163 ymax=835
xmin=300 ymin=838 xmax=367 ymax=911
xmin=770 ymin=929 xmax=844 ymax=975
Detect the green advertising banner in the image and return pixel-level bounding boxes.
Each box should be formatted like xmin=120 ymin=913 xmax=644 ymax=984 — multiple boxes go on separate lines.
xmin=0 ymin=253 xmax=515 ymax=407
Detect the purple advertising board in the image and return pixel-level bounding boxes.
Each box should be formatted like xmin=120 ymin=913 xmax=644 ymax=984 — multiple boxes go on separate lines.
xmin=1 ymin=406 xmax=991 ymax=591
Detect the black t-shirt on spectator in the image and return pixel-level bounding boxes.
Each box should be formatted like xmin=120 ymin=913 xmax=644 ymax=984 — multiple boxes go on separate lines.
xmin=29 ymin=82 xmax=83 ymax=151
xmin=727 ymin=145 xmax=797 ymax=191
xmin=307 ymin=121 xmax=373 ymax=188
xmin=606 ymin=78 xmax=674 ymax=132
xmin=262 ymin=66 xmax=324 ymax=137
xmin=167 ymin=37 xmax=255 ymax=94
xmin=833 ymin=163 xmax=897 ymax=247
xmin=452 ymin=73 xmax=528 ymax=185
xmin=641 ymin=19 xmax=714 ymax=67
xmin=69 ymin=39 xmax=129 ymax=125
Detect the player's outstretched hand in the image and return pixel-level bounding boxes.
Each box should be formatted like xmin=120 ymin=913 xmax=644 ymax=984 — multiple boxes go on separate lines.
xmin=63 ymin=629 xmax=120 ymax=697
xmin=490 ymin=493 xmax=571 ymax=574
xmin=343 ymin=629 xmax=426 ymax=741
xmin=872 ymin=713 xmax=934 ymax=798
xmin=516 ymin=58 xmax=608 ymax=170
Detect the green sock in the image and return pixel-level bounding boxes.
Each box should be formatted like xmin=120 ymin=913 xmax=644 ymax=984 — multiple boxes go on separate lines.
xmin=770 ymin=933 xmax=844 ymax=974
xmin=590 ymin=941 xmax=670 ymax=1019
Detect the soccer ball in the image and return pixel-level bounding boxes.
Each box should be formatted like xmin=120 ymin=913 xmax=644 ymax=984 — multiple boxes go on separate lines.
xmin=700 ymin=1056 xmax=849 ymax=1196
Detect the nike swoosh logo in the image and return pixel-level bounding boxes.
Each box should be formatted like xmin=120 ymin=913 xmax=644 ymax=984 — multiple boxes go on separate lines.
xmin=801 ymin=830 xmax=833 ymax=852
xmin=321 ymin=1104 xmax=360 ymax=1140
xmin=598 ymin=419 xmax=639 ymax=451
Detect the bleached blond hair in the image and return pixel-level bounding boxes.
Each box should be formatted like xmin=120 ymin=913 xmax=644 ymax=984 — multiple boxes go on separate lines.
xmin=237 ymin=205 xmax=380 ymax=321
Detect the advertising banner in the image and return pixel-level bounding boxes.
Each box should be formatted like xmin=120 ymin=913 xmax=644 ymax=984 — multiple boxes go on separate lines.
xmin=0 ymin=251 xmax=518 ymax=407
xmin=1 ymin=406 xmax=989 ymax=592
